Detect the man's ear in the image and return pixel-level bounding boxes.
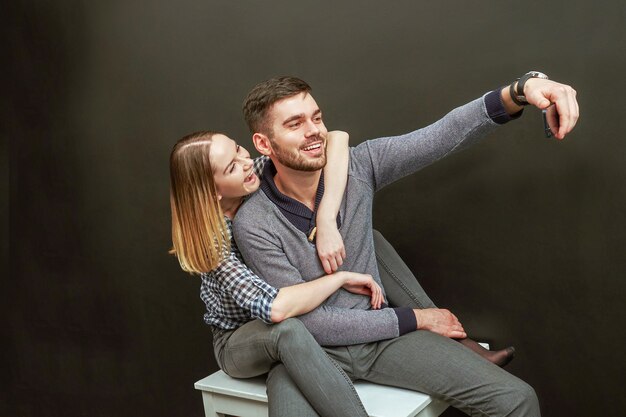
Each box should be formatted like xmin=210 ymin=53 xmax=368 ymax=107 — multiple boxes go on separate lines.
xmin=252 ymin=133 xmax=272 ymax=156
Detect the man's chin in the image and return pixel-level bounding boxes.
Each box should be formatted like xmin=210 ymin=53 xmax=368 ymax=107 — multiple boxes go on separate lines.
xmin=277 ymin=156 xmax=326 ymax=172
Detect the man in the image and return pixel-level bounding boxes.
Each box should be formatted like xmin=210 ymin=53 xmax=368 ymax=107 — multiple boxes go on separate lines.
xmin=233 ymin=74 xmax=578 ymax=416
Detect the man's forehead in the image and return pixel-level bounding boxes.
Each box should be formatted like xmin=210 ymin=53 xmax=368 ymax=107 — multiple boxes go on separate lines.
xmin=269 ymin=92 xmax=319 ymax=119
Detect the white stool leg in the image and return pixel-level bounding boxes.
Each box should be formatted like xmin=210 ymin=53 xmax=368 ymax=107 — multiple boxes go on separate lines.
xmin=201 ymin=392 xmax=225 ymax=417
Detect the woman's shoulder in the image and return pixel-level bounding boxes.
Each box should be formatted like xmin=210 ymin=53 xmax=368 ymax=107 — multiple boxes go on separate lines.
xmin=253 ymin=155 xmax=269 ymax=178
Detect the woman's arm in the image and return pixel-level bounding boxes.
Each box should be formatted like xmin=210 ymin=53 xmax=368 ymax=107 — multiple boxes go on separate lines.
xmin=315 ymin=130 xmax=350 ymax=274
xmin=270 ymin=271 xmax=383 ymax=323
xmin=216 ymin=250 xmax=382 ymax=325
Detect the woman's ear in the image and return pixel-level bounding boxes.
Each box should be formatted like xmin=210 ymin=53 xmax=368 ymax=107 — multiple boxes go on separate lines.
xmin=253 ymin=133 xmax=272 ymax=156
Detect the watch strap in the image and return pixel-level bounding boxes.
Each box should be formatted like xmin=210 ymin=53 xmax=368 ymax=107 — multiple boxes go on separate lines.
xmin=509 ymin=80 xmax=527 ymax=106
xmin=517 ymin=71 xmax=549 ymax=98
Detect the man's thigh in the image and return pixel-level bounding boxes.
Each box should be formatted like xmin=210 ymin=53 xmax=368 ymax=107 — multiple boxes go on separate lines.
xmin=350 ymin=331 xmax=537 ymax=416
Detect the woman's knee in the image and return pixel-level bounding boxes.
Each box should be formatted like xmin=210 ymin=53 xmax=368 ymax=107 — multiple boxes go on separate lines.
xmin=269 ymin=318 xmax=317 ymax=353
xmin=270 ymin=318 xmax=309 ymax=339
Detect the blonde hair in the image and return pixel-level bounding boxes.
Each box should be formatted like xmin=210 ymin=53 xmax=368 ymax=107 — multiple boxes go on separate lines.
xmin=169 ymin=131 xmax=230 ymax=274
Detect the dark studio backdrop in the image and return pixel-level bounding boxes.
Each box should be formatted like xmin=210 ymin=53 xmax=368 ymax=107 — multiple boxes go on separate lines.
xmin=5 ymin=1 xmax=626 ymax=416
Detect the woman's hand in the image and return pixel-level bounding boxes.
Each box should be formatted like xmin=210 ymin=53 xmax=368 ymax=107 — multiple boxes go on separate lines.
xmin=316 ymin=219 xmax=346 ymax=274
xmin=341 ymin=272 xmax=384 ymax=310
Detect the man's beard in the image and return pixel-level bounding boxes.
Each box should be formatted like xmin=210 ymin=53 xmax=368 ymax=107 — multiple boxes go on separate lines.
xmin=270 ymin=136 xmax=327 ymax=172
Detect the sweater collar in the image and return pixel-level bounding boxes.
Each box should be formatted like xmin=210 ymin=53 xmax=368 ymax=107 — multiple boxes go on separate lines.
xmin=260 ymin=160 xmax=325 ymax=221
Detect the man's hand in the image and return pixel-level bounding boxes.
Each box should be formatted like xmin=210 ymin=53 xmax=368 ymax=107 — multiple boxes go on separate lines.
xmin=523 ymin=78 xmax=579 ymax=140
xmin=341 ymin=272 xmax=383 ymax=310
xmin=316 ymin=219 xmax=347 ymax=274
xmin=413 ymin=308 xmax=467 ymax=339
xmin=502 ymin=77 xmax=579 ymax=140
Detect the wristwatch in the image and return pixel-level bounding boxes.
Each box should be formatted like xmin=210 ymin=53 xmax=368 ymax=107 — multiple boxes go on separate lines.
xmin=510 ymin=71 xmax=549 ymax=106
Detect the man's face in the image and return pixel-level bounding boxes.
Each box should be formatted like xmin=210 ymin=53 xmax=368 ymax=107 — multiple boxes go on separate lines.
xmin=266 ymin=92 xmax=328 ymax=172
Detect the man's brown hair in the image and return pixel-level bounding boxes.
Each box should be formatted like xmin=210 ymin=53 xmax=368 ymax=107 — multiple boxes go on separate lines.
xmin=242 ymin=76 xmax=312 ymax=135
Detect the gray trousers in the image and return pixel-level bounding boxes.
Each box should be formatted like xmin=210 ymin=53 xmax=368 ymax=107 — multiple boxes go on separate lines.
xmin=345 ymin=230 xmax=540 ymax=417
xmin=212 ymin=318 xmax=368 ymax=417
xmin=213 ymin=230 xmax=540 ymax=416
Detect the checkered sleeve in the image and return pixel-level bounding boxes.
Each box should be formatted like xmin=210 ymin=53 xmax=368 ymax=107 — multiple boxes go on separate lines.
xmin=214 ymin=253 xmax=279 ymax=324
xmin=253 ymin=156 xmax=269 ymax=179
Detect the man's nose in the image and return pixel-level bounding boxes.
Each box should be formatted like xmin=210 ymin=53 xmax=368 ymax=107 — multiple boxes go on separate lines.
xmin=305 ymin=120 xmax=320 ymax=137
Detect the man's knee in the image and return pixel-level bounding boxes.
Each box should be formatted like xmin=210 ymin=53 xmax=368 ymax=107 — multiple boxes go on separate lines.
xmin=513 ymin=381 xmax=540 ymax=415
xmin=494 ymin=379 xmax=540 ymax=416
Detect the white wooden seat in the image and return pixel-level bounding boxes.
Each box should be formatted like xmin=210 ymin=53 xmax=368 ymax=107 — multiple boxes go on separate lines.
xmin=194 ymin=370 xmax=449 ymax=417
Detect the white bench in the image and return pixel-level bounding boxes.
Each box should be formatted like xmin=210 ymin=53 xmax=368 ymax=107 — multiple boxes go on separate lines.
xmin=194 ymin=370 xmax=449 ymax=417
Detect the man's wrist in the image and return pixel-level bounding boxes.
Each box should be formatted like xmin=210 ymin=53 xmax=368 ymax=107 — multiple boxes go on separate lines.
xmin=413 ymin=309 xmax=422 ymax=330
xmin=485 ymin=89 xmax=523 ymax=124
xmin=508 ymin=71 xmax=549 ymax=106
xmin=499 ymin=86 xmax=525 ymax=116
xmin=394 ymin=307 xmax=417 ymax=335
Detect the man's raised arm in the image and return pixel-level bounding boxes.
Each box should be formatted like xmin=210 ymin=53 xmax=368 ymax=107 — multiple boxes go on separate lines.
xmin=351 ymin=74 xmax=578 ymax=192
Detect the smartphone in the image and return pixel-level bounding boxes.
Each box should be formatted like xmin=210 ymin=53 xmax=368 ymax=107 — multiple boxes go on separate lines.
xmin=542 ymin=104 xmax=559 ymax=138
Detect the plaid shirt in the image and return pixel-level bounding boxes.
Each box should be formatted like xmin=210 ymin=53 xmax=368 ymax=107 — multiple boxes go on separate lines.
xmin=199 ymin=156 xmax=278 ymax=330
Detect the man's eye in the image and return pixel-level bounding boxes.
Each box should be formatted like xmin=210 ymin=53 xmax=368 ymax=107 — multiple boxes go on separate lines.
xmin=229 ymin=164 xmax=235 ymax=173
xmin=236 ymin=145 xmax=241 ymax=153
xmin=289 ymin=122 xmax=301 ymax=128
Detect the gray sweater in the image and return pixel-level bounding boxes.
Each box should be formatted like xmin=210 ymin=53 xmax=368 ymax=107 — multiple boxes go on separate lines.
xmin=233 ymin=96 xmax=500 ymax=346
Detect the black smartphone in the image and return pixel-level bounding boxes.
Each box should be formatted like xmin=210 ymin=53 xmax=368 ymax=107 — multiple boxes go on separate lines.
xmin=542 ymin=104 xmax=559 ymax=138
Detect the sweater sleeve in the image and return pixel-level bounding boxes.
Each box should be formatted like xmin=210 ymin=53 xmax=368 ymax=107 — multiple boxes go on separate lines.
xmin=233 ymin=210 xmax=402 ymax=346
xmin=350 ymin=95 xmax=500 ymax=192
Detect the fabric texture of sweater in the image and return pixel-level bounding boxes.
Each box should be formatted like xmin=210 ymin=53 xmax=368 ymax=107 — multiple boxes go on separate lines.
xmin=234 ymin=95 xmax=504 ymax=346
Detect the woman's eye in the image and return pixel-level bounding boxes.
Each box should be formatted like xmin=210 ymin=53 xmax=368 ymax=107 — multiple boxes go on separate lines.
xmin=229 ymin=164 xmax=236 ymax=173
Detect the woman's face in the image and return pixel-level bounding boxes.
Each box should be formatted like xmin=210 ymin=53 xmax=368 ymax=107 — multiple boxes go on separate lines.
xmin=209 ymin=134 xmax=260 ymax=200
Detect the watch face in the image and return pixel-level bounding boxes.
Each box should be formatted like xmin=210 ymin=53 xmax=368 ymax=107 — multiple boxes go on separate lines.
xmin=529 ymin=71 xmax=549 ymax=80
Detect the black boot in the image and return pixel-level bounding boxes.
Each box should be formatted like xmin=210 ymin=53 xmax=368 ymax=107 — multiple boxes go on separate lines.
xmin=458 ymin=338 xmax=516 ymax=367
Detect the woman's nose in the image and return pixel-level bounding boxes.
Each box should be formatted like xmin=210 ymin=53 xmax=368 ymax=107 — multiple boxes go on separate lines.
xmin=240 ymin=156 xmax=253 ymax=169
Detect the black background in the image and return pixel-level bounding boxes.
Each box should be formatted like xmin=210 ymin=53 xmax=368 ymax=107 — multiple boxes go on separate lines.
xmin=5 ymin=1 xmax=626 ymax=416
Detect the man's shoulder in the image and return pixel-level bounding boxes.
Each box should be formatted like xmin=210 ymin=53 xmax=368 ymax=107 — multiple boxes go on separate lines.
xmin=233 ymin=190 xmax=274 ymax=231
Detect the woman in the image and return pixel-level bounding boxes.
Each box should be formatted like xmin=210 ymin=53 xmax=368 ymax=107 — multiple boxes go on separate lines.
xmin=169 ymin=130 xmax=374 ymax=417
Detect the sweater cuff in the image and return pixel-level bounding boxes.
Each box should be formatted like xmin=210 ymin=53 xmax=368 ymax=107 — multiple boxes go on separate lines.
xmin=393 ymin=307 xmax=417 ymax=336
xmin=484 ymin=89 xmax=523 ymax=125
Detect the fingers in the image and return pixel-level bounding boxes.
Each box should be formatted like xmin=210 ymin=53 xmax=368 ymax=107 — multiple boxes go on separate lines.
xmin=327 ymin=256 xmax=339 ymax=273
xmin=447 ymin=329 xmax=467 ymax=339
xmin=369 ymin=282 xmax=383 ymax=309
xmin=319 ymin=247 xmax=345 ymax=274
xmin=530 ymin=80 xmax=579 ymax=140
xmin=321 ymin=259 xmax=332 ymax=275
xmin=557 ymin=86 xmax=579 ymax=139
xmin=422 ymin=308 xmax=466 ymax=338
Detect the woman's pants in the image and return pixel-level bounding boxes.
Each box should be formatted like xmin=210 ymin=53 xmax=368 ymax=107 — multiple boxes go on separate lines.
xmin=212 ymin=318 xmax=368 ymax=417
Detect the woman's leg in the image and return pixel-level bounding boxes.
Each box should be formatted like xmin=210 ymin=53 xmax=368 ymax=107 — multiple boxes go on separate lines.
xmin=373 ymin=229 xmax=437 ymax=309
xmin=214 ymin=319 xmax=368 ymax=417
xmin=373 ymin=229 xmax=515 ymax=366
xmin=267 ymin=364 xmax=319 ymax=417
